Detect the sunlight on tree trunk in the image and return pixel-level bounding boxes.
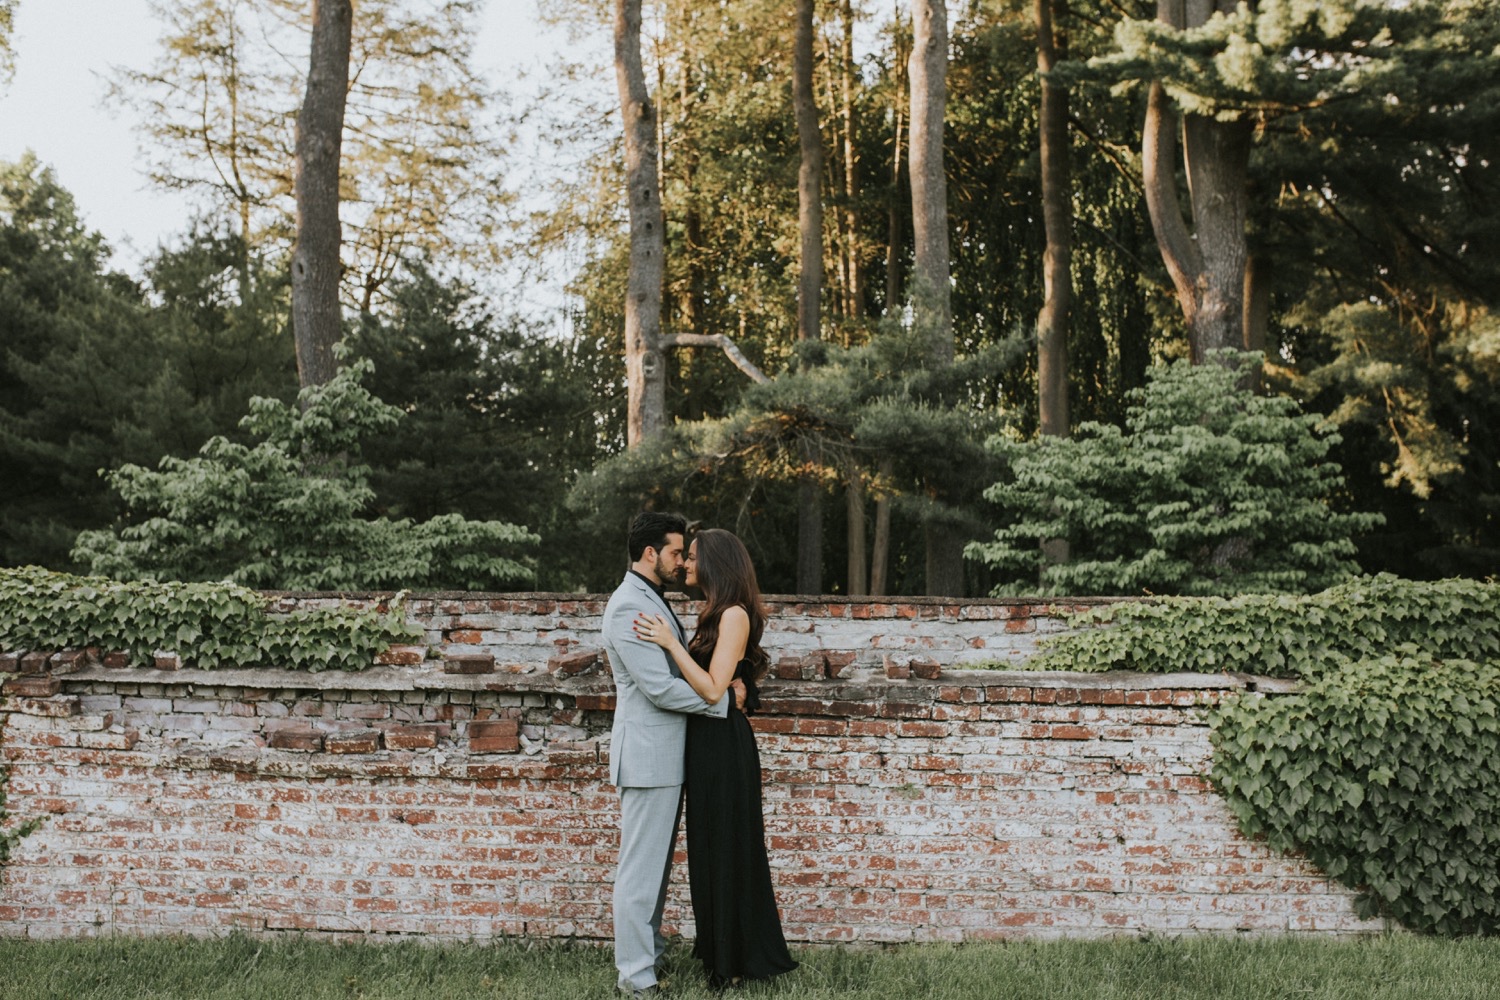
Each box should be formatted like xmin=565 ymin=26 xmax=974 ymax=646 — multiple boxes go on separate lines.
xmin=910 ymin=0 xmax=963 ymax=596
xmin=794 ymin=0 xmax=825 ymax=593
xmin=1141 ymin=0 xmax=1253 ymax=365
xmin=291 ymin=0 xmax=351 ymax=391
xmin=615 ymin=0 xmax=667 ymax=446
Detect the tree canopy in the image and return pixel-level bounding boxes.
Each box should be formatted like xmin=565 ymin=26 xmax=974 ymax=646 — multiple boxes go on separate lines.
xmin=1 ymin=0 xmax=1496 ymax=592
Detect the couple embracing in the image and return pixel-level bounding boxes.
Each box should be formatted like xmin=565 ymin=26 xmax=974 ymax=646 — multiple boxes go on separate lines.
xmin=601 ymin=511 xmax=798 ymax=997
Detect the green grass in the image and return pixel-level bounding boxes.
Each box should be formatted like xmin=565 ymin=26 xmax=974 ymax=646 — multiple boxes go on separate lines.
xmin=1 ymin=934 xmax=1498 ymax=1000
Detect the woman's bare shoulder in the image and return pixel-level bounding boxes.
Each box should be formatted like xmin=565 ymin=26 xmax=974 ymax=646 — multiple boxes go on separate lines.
xmin=721 ymin=604 xmax=751 ymax=628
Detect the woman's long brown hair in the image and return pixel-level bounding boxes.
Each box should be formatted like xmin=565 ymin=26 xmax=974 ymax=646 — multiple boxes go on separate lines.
xmin=687 ymin=528 xmax=770 ymax=682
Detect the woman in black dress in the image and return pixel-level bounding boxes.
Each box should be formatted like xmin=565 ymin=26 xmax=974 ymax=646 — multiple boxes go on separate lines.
xmin=633 ymin=528 xmax=798 ymax=989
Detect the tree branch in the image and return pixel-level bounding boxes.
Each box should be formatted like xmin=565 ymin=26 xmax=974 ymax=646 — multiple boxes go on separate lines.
xmin=660 ymin=332 xmax=771 ymax=383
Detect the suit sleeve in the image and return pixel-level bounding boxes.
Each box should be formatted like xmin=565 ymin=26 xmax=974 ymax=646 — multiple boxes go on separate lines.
xmin=607 ymin=602 xmax=729 ymax=718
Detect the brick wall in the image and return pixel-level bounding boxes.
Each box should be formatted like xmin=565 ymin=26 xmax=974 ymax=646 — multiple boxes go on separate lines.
xmin=0 ymin=593 xmax=1379 ymax=941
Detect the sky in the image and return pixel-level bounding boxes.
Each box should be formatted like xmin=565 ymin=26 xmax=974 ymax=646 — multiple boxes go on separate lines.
xmin=0 ymin=0 xmax=588 ymax=282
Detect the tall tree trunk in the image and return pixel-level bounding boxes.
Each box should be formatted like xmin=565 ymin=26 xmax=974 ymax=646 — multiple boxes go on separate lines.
xmin=793 ymin=0 xmax=825 ymax=594
xmin=290 ymin=0 xmax=352 ymax=391
xmin=1036 ymin=0 xmax=1072 ymax=574
xmin=1141 ymin=0 xmax=1253 ymax=365
xmin=616 ymin=0 xmax=667 ymax=446
xmin=909 ymin=0 xmax=952 ymax=367
xmin=883 ymin=12 xmax=909 ymax=317
xmin=846 ymin=463 xmax=869 ymax=596
xmin=910 ymin=0 xmax=963 ymax=596
xmin=679 ymin=27 xmax=704 ymax=340
xmin=794 ymin=0 xmax=823 ymax=347
xmin=870 ymin=457 xmax=894 ymax=596
xmin=872 ymin=21 xmax=905 ymax=585
xmin=1036 ymin=0 xmax=1071 ymax=438
xmin=839 ymin=0 xmax=862 ymax=321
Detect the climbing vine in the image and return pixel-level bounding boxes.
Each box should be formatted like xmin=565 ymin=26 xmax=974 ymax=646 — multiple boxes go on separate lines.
xmin=0 ymin=566 xmax=420 ymax=672
xmin=1023 ymin=575 xmax=1499 ymax=679
xmin=1015 ymin=576 xmax=1500 ymax=935
xmin=1211 ymin=655 xmax=1500 ymax=935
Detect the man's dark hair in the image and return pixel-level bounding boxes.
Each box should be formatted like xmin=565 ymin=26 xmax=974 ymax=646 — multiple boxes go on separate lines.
xmin=627 ymin=511 xmax=688 ymax=562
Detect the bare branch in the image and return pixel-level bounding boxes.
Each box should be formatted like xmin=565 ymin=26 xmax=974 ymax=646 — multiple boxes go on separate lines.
xmin=660 ymin=332 xmax=771 ymax=384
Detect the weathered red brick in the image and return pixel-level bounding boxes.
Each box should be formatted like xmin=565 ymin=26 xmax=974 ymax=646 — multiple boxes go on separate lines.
xmin=19 ymin=651 xmax=50 ymax=675
xmin=470 ymin=736 xmax=521 ymax=753
xmin=470 ymin=719 xmax=519 ymax=740
xmin=824 ymin=651 xmax=858 ymax=678
xmin=383 ymin=724 xmax=441 ymax=750
xmin=374 ymin=644 xmax=427 ymax=666
xmin=3 ymin=674 xmax=60 ymax=698
xmin=267 ymin=728 xmax=323 ymax=752
xmin=48 ymin=650 xmax=88 ymax=674
xmin=443 ymin=653 xmax=495 ymax=674
xmin=775 ymin=653 xmax=818 ymax=681
xmin=909 ymin=655 xmax=941 ymax=680
xmin=78 ymin=728 xmax=140 ymax=750
xmin=152 ymin=651 xmax=182 ymax=671
xmin=8 ymin=694 xmax=79 ymax=717
xmin=547 ymin=648 xmax=600 ymax=677
xmin=325 ymin=730 xmax=381 ymax=754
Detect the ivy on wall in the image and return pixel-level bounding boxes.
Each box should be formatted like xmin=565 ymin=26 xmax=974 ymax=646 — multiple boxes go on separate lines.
xmin=1023 ymin=575 xmax=1500 ymax=936
xmin=0 ymin=725 xmax=45 ymax=876
xmin=1211 ymin=655 xmax=1500 ymax=935
xmin=1025 ymin=575 xmax=1500 ymax=678
xmin=0 ymin=566 xmax=419 ymax=672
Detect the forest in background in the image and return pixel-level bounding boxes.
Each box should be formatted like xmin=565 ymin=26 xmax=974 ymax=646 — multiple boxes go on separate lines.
xmin=0 ymin=0 xmax=1496 ymax=597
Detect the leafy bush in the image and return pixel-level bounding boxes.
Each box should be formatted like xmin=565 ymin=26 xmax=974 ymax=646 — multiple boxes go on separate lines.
xmin=970 ymin=352 xmax=1382 ymax=596
xmin=71 ymin=360 xmax=538 ymax=591
xmin=1024 ymin=575 xmax=1500 ymax=678
xmin=0 ymin=566 xmax=419 ymax=671
xmin=1211 ymin=654 xmax=1500 ymax=935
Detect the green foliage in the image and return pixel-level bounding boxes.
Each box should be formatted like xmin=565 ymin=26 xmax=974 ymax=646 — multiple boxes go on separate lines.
xmin=0 ymin=565 xmax=419 ymax=671
xmin=345 ymin=266 xmax=613 ymax=591
xmin=1078 ymin=0 xmax=1500 ymax=580
xmin=1211 ymin=654 xmax=1500 ymax=935
xmin=972 ymin=352 xmax=1381 ymax=596
xmin=0 ymin=731 xmax=45 ymax=873
xmin=71 ymin=359 xmax=538 ymax=591
xmin=1029 ymin=572 xmax=1500 ymax=934
xmin=1026 ymin=575 xmax=1500 ymax=677
xmin=113 ymin=0 xmax=513 ymax=309
xmin=568 ymin=322 xmax=1021 ymax=593
xmin=0 ymin=1 xmax=14 ymax=85
xmin=0 ymin=158 xmax=299 ymax=570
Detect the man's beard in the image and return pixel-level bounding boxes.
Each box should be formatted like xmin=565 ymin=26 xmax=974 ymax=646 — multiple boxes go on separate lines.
xmin=654 ymin=553 xmax=681 ymax=585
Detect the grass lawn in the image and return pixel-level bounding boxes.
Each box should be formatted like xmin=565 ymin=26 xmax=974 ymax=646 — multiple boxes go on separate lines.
xmin=0 ymin=933 xmax=1497 ymax=1000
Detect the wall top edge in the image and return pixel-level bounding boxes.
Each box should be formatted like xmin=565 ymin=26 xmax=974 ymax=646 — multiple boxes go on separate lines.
xmin=260 ymin=589 xmax=1137 ymax=607
xmin=47 ymin=663 xmax=1294 ymax=695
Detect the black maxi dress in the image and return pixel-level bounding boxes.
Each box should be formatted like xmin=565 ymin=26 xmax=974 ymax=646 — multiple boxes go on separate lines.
xmin=684 ymin=652 xmax=798 ymax=987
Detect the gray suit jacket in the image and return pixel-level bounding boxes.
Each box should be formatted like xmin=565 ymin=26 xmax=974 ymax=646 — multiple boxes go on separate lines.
xmin=603 ymin=572 xmax=728 ymax=788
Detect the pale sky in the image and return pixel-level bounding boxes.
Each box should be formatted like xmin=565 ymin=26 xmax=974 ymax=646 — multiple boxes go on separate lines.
xmin=0 ymin=0 xmax=590 ymax=282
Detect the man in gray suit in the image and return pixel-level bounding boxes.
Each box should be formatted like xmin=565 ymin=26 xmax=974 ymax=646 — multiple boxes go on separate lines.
xmin=603 ymin=512 xmax=742 ymax=997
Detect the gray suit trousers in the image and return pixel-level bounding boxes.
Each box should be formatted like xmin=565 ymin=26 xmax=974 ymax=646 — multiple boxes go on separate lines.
xmin=614 ymin=783 xmax=684 ymax=991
